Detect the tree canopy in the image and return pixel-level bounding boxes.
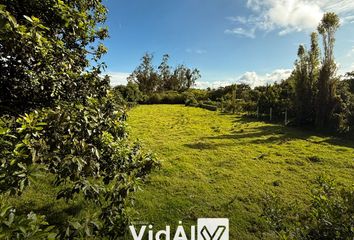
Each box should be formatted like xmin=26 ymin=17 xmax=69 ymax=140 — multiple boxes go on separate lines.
xmin=0 ymin=0 xmax=109 ymax=114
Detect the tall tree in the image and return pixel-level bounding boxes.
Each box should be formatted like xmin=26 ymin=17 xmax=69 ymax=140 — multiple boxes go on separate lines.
xmin=158 ymin=54 xmax=171 ymax=91
xmin=294 ymin=33 xmax=320 ymax=125
xmin=184 ymin=68 xmax=200 ymax=90
xmin=308 ymin=32 xmax=320 ymax=95
xmin=128 ymin=53 xmax=159 ymax=94
xmin=315 ymin=12 xmax=340 ymax=129
xmin=294 ymin=44 xmax=311 ymax=124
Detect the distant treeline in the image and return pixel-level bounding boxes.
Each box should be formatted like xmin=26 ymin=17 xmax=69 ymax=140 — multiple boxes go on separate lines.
xmin=114 ymin=13 xmax=354 ymax=134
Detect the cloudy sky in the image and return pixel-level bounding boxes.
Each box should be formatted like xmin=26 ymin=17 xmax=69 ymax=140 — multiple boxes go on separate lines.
xmin=102 ymin=0 xmax=354 ymax=88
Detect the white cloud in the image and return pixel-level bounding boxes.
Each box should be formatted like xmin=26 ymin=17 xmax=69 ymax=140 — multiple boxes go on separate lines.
xmin=194 ymin=69 xmax=292 ymax=89
xmin=194 ymin=80 xmax=233 ymax=89
xmin=342 ymin=15 xmax=354 ymax=23
xmin=227 ymin=0 xmax=354 ymax=38
xmin=226 ymin=16 xmax=248 ymax=24
xmin=104 ymin=72 xmax=130 ymax=86
xmin=186 ymin=48 xmax=207 ymax=54
xmin=224 ymin=27 xmax=256 ymax=38
xmin=236 ymin=69 xmax=292 ymax=88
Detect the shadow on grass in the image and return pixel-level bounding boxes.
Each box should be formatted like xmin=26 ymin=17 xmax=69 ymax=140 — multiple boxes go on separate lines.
xmin=183 ymin=141 xmax=239 ymax=150
xmin=15 ymin=200 xmax=85 ymax=227
xmin=184 ymin=142 xmax=217 ymax=150
xmin=208 ymin=114 xmax=354 ymax=148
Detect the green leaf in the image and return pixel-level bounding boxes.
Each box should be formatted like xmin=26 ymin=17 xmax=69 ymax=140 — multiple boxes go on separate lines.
xmin=47 ymin=233 xmax=58 ymax=240
xmin=0 ymin=206 xmax=12 ymax=217
xmin=23 ymin=15 xmax=33 ymax=23
xmin=70 ymin=221 xmax=82 ymax=230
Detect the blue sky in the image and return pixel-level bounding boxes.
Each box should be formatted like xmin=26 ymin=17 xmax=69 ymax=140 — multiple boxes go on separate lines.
xmin=101 ymin=0 xmax=354 ymax=88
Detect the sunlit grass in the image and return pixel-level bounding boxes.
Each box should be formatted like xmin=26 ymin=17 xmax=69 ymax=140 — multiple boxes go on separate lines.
xmin=127 ymin=104 xmax=354 ymax=239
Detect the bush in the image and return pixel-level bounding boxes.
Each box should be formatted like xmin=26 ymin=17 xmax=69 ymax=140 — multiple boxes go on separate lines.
xmin=261 ymin=176 xmax=354 ymax=240
xmin=0 ymin=95 xmax=159 ymax=238
xmin=113 ymin=82 xmax=145 ymax=104
xmin=184 ymin=92 xmax=198 ymax=106
xmin=144 ymin=91 xmax=186 ymax=104
xmin=0 ymin=201 xmax=57 ymax=239
xmin=185 ymin=89 xmax=208 ymax=101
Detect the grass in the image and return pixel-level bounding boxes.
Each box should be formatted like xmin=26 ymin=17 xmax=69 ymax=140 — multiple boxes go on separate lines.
xmin=127 ymin=104 xmax=354 ymax=239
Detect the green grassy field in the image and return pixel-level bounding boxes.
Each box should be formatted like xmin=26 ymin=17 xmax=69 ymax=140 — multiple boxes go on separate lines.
xmin=127 ymin=104 xmax=354 ymax=239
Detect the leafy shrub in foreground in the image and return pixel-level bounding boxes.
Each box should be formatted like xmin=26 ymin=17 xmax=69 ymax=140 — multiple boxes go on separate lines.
xmin=0 ymin=201 xmax=57 ymax=240
xmin=0 ymin=95 xmax=159 ymax=239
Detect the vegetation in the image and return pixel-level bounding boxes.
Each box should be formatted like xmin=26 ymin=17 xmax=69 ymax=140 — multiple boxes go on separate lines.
xmin=128 ymin=105 xmax=354 ymax=239
xmin=0 ymin=1 xmax=158 ymax=239
xmin=116 ymin=12 xmax=354 ymax=135
xmin=127 ymin=53 xmax=201 ymax=94
xmin=1 ymin=1 xmax=353 ymax=239
xmin=262 ymin=176 xmax=354 ymax=239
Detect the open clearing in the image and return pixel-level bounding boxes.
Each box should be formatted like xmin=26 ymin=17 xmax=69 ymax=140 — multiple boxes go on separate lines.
xmin=127 ymin=104 xmax=354 ymax=239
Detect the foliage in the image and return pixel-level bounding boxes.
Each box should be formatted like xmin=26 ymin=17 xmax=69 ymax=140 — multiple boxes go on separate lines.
xmin=128 ymin=53 xmax=201 ymax=94
xmin=0 ymin=1 xmax=159 ymax=239
xmin=113 ymin=82 xmax=145 ymax=104
xmin=261 ymin=176 xmax=354 ymax=240
xmin=144 ymin=91 xmax=186 ymax=104
xmin=0 ymin=200 xmax=57 ymax=240
xmin=0 ymin=96 xmax=159 ymax=238
xmin=315 ymin=12 xmax=341 ymax=130
xmin=0 ymin=1 xmax=109 ymax=115
xmin=293 ymin=33 xmax=320 ymax=125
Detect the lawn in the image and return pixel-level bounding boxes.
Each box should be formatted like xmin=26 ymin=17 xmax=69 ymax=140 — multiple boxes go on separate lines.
xmin=127 ymin=104 xmax=354 ymax=239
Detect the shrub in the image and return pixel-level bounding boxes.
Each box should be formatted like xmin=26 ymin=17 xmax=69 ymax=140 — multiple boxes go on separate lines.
xmin=184 ymin=92 xmax=198 ymax=106
xmin=261 ymin=176 xmax=354 ymax=240
xmin=0 ymin=95 xmax=159 ymax=238
xmin=0 ymin=201 xmax=57 ymax=239
xmin=144 ymin=91 xmax=186 ymax=104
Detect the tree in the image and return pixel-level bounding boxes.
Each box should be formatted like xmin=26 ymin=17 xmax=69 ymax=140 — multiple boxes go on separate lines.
xmin=293 ymin=33 xmax=320 ymax=125
xmin=184 ymin=68 xmax=200 ymax=90
xmin=294 ymin=44 xmax=310 ymax=124
xmin=128 ymin=53 xmax=160 ymax=94
xmin=158 ymin=54 xmax=171 ymax=91
xmin=308 ymin=32 xmax=320 ymax=96
xmin=0 ymin=0 xmax=109 ymax=115
xmin=315 ymin=12 xmax=340 ymax=129
xmin=344 ymin=71 xmax=354 ymax=93
xmin=0 ymin=1 xmax=158 ymax=238
xmin=231 ymin=84 xmax=237 ymax=114
xmin=113 ymin=82 xmax=144 ymax=103
xmin=129 ymin=53 xmax=201 ymax=93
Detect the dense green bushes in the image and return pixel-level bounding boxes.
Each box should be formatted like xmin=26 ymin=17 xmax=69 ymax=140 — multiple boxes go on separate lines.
xmin=144 ymin=91 xmax=186 ymax=104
